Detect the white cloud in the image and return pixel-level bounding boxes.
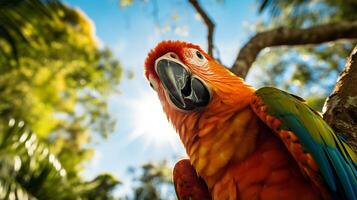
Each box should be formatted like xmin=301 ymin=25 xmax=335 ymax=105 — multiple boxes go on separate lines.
xmin=155 ymin=24 xmax=172 ymax=35
xmin=174 ymin=25 xmax=189 ymax=37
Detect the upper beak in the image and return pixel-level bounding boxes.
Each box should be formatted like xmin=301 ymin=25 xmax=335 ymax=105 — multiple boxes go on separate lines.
xmin=155 ymin=52 xmax=210 ymax=111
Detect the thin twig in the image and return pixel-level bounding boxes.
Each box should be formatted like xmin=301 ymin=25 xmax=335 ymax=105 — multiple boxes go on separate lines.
xmin=188 ymin=0 xmax=215 ymax=57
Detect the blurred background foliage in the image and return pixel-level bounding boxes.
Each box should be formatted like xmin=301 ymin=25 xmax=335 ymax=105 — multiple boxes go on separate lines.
xmin=0 ymin=0 xmax=356 ymax=199
xmin=251 ymin=0 xmax=357 ymax=111
xmin=0 ymin=0 xmax=121 ymax=199
xmin=126 ymin=161 xmax=175 ymax=200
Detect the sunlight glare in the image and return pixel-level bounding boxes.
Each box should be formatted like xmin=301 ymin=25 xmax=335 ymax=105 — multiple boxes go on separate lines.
xmin=128 ymin=91 xmax=181 ymax=150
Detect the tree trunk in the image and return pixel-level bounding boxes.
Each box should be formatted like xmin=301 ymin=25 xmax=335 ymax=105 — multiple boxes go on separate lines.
xmin=323 ymin=44 xmax=357 ymax=152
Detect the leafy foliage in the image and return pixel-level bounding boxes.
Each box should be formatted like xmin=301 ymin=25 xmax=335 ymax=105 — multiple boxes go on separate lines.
xmin=258 ymin=0 xmax=357 ymax=24
xmin=0 ymin=0 xmax=60 ymax=60
xmin=0 ymin=0 xmax=121 ymax=198
xmin=81 ymin=174 xmax=121 ymax=200
xmin=0 ymin=1 xmax=121 ymax=137
xmin=126 ymin=161 xmax=176 ymax=200
xmin=249 ymin=0 xmax=357 ymax=111
xmin=0 ymin=119 xmax=120 ymax=199
xmin=0 ymin=119 xmax=73 ymax=199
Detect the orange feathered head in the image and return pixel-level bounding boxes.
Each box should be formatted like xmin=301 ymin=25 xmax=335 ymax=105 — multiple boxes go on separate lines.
xmin=144 ymin=40 xmax=251 ymax=133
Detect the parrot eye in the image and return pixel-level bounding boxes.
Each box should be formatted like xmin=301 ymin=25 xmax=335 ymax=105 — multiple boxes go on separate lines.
xmin=185 ymin=48 xmax=207 ymax=66
xmin=149 ymin=82 xmax=154 ymax=89
xmin=196 ymin=51 xmax=204 ymax=59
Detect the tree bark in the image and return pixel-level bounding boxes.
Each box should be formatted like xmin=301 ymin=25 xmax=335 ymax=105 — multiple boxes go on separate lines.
xmin=231 ymin=20 xmax=357 ymax=78
xmin=188 ymin=0 xmax=215 ymax=57
xmin=323 ymin=44 xmax=357 ymax=152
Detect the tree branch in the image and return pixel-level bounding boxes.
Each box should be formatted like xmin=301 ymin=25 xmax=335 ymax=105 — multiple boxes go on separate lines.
xmin=232 ymin=20 xmax=357 ymax=78
xmin=323 ymin=44 xmax=357 ymax=152
xmin=188 ymin=0 xmax=215 ymax=57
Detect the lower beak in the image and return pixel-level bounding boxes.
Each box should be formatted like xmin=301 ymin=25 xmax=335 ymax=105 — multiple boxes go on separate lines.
xmin=156 ymin=59 xmax=210 ymax=111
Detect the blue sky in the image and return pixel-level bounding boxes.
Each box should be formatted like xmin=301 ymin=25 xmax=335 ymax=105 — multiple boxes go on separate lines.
xmin=66 ymin=0 xmax=261 ymax=196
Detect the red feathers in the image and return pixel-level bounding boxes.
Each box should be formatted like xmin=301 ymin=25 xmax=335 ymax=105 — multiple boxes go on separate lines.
xmin=144 ymin=40 xmax=204 ymax=79
xmin=173 ymin=159 xmax=211 ymax=200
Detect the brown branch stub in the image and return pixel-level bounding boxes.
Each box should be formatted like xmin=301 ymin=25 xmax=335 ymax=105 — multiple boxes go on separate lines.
xmin=232 ymin=20 xmax=357 ymax=78
xmin=323 ymin=44 xmax=357 ymax=152
xmin=188 ymin=0 xmax=215 ymax=57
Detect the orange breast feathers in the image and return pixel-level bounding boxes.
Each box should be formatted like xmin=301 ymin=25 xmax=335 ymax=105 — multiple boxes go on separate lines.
xmin=210 ymin=125 xmax=322 ymax=200
xmin=186 ymin=107 xmax=260 ymax=188
xmin=180 ymin=105 xmax=321 ymax=200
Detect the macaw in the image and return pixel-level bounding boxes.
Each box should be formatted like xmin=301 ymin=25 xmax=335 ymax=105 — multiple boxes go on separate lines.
xmin=144 ymin=41 xmax=357 ymax=200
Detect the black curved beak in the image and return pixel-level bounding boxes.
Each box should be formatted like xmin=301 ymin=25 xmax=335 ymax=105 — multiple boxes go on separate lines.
xmin=155 ymin=58 xmax=210 ymax=111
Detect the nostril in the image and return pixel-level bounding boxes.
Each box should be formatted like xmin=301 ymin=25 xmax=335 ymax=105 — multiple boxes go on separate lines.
xmin=169 ymin=53 xmax=178 ymax=59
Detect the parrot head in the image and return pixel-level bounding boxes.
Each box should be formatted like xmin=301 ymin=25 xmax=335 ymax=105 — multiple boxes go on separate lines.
xmin=144 ymin=41 xmax=254 ymax=135
xmin=145 ymin=41 xmax=212 ymax=111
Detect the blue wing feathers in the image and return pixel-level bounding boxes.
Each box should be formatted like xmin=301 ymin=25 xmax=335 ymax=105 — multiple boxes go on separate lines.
xmin=325 ymin=148 xmax=356 ymax=200
xmin=284 ymin=114 xmax=337 ymax=192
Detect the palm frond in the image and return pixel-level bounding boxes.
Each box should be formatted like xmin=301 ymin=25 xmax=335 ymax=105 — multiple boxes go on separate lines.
xmin=0 ymin=119 xmax=76 ymax=199
xmin=0 ymin=0 xmax=60 ymax=62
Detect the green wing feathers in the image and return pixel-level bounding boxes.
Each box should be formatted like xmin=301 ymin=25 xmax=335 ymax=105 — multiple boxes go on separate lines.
xmin=252 ymin=87 xmax=357 ymax=200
